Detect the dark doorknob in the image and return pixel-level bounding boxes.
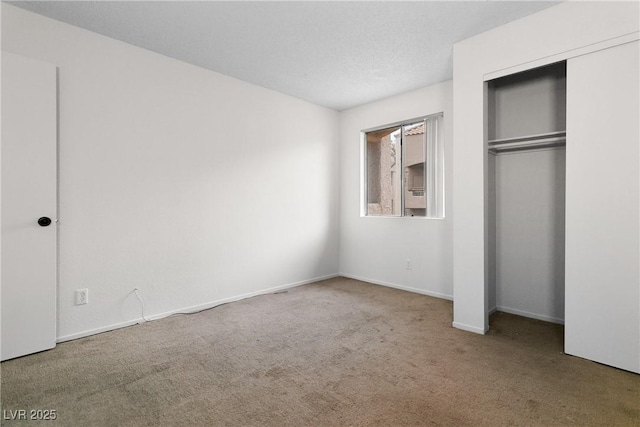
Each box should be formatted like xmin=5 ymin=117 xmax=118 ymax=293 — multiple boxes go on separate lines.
xmin=38 ymin=217 xmax=52 ymax=227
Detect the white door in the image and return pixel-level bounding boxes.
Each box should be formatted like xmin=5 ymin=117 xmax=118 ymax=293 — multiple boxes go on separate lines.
xmin=565 ymin=41 xmax=640 ymax=374
xmin=1 ymin=52 xmax=57 ymax=361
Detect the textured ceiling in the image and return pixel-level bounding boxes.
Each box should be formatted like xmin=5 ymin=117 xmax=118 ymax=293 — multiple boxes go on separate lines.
xmin=8 ymin=1 xmax=560 ymax=110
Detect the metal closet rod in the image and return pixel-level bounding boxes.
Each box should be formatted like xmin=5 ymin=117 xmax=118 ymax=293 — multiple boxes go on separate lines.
xmin=488 ymin=130 xmax=566 ymax=154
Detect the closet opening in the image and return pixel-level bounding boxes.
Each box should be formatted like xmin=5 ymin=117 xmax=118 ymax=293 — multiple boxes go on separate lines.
xmin=486 ymin=61 xmax=567 ymax=327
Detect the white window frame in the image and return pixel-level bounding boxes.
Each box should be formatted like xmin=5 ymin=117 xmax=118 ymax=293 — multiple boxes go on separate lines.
xmin=360 ymin=113 xmax=444 ymax=219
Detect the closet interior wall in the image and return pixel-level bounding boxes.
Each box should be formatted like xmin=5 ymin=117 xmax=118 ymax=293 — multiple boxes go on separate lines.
xmin=487 ymin=62 xmax=567 ymax=324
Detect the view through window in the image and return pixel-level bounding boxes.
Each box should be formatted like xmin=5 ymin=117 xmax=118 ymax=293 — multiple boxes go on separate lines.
xmin=364 ymin=114 xmax=444 ymax=218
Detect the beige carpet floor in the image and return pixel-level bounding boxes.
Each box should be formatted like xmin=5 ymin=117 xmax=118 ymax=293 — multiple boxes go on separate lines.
xmin=1 ymin=277 xmax=638 ymax=426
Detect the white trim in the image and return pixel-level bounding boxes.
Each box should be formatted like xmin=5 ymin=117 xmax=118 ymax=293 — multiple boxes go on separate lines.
xmin=56 ymin=273 xmax=339 ymax=343
xmin=339 ymin=273 xmax=453 ymax=301
xmin=452 ymin=321 xmax=488 ymax=335
xmin=495 ymin=306 xmax=564 ymax=325
xmin=57 ymin=319 xmax=143 ymax=343
xmin=360 ymin=131 xmax=367 ymax=216
xmin=360 ymin=215 xmax=445 ymax=221
xmin=361 ymin=112 xmax=443 ymax=134
xmin=484 ymin=31 xmax=639 ymax=81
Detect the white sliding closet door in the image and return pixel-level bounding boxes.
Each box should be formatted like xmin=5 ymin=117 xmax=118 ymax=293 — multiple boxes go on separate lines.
xmin=565 ymin=41 xmax=639 ymax=373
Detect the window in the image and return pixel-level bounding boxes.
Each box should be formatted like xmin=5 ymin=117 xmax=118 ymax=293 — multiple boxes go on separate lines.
xmin=363 ymin=113 xmax=444 ymax=218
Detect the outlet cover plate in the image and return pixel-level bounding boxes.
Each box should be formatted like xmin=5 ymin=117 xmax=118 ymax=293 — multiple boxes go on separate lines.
xmin=75 ymin=289 xmax=88 ymax=305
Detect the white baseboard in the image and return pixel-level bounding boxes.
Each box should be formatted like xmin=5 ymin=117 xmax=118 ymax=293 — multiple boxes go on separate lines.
xmin=342 ymin=273 xmax=487 ymax=334
xmin=338 ymin=273 xmax=453 ymax=301
xmin=56 ymin=273 xmax=339 ymax=343
xmin=452 ymin=321 xmax=488 ymax=335
xmin=56 ymin=319 xmax=145 ymax=343
xmin=495 ymin=305 xmax=565 ymax=325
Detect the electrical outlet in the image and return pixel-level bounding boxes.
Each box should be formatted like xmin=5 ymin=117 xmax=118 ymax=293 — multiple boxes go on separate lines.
xmin=76 ymin=288 xmax=88 ymax=305
xmin=406 ymin=259 xmax=412 ymax=270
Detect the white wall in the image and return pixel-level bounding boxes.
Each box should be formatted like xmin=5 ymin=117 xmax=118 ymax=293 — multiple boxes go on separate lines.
xmin=1 ymin=4 xmax=340 ymax=341
xmin=492 ymin=149 xmax=566 ymax=324
xmin=339 ymin=82 xmax=453 ymax=299
xmin=452 ymin=1 xmax=640 ymax=334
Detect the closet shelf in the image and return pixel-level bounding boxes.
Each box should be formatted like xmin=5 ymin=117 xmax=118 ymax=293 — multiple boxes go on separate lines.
xmin=488 ymin=130 xmax=566 ymax=153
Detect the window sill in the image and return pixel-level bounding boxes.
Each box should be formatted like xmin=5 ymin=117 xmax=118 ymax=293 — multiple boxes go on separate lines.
xmin=360 ymin=215 xmax=445 ymax=220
